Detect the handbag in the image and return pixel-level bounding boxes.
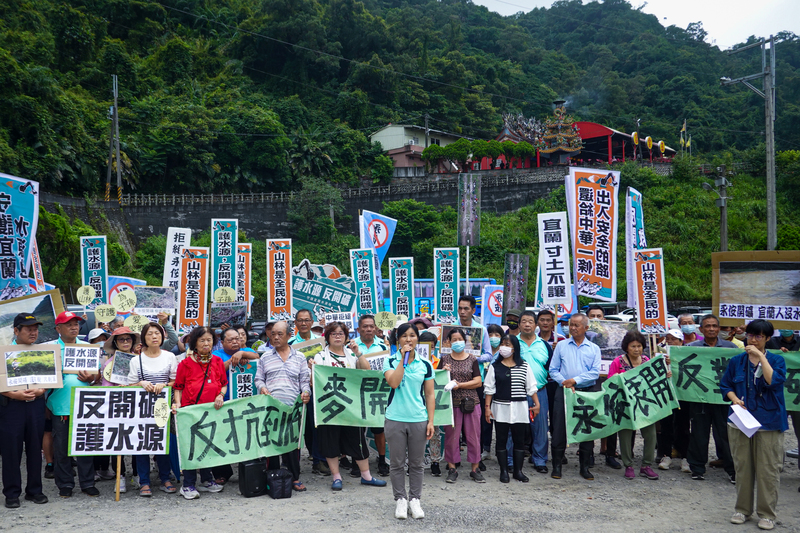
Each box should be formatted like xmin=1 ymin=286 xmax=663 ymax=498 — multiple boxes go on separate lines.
xmin=238 ymin=459 xmax=269 ymax=498
xmin=265 ymin=468 xmax=294 ymax=499
xmin=459 ymin=396 xmax=476 ymax=413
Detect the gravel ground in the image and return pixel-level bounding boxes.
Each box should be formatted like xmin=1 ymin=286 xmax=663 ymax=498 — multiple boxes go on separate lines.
xmin=3 ymin=426 xmax=800 ymax=533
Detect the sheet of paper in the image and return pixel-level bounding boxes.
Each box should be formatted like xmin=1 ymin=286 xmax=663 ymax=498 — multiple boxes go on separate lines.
xmin=729 ymin=404 xmax=762 ymax=438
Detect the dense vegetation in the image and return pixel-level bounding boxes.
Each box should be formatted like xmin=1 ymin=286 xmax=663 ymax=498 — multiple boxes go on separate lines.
xmin=0 ymin=0 xmax=798 ymax=196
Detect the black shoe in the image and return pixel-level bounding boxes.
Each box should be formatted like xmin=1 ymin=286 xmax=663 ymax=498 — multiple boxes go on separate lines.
xmin=478 ymin=460 xmax=486 ymax=472
xmin=446 ymin=468 xmax=458 ymax=483
xmin=59 ymin=488 xmax=73 ymax=498
xmin=24 ymin=493 xmax=48 ymax=504
xmin=551 ymin=462 xmax=562 ymax=479
xmin=729 ymin=472 xmax=736 ymax=485
xmin=339 ymin=456 xmax=352 ymax=469
xmin=5 ymin=498 xmax=20 ymax=509
xmin=589 ymin=452 xmax=595 ymax=467
xmin=561 ymin=456 xmax=568 ymax=465
xmin=44 ymin=463 xmax=54 ymax=479
xmin=535 ymin=465 xmax=549 ymax=474
xmin=430 ymin=462 xmax=441 ymax=477
xmin=349 ymin=465 xmax=361 ymax=478
xmin=605 ymin=456 xmax=622 ymax=469
xmin=377 ymin=460 xmax=390 ymax=477
xmin=497 ymin=450 xmax=510 ymax=483
xmin=455 ymin=462 xmax=461 ymax=468
xmin=312 ymin=462 xmax=332 ymax=476
xmin=579 ymin=452 xmax=594 ymax=480
xmin=81 ymin=487 xmax=100 ymax=497
xmin=691 ymin=472 xmax=705 ymax=481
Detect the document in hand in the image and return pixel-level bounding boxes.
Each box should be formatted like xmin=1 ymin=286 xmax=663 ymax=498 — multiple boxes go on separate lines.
xmin=729 ymin=404 xmax=762 ymax=438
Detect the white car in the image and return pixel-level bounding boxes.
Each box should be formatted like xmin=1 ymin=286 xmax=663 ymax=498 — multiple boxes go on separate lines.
xmin=605 ymin=308 xmax=679 ymax=330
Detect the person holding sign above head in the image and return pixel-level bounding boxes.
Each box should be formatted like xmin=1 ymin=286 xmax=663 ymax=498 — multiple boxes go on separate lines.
xmin=310 ymin=322 xmax=386 ymax=491
xmin=608 ymin=331 xmax=668 ymax=481
xmin=484 ymin=335 xmax=538 ymax=483
xmin=48 ymin=311 xmax=100 ymax=499
xmin=127 ymin=323 xmax=177 ymax=497
xmin=173 ymin=326 xmax=228 ymax=500
xmin=353 ymin=314 xmax=390 ymax=477
xmin=255 ymin=321 xmax=311 ymax=492
xmin=438 ymin=327 xmax=484 ymax=484
xmin=720 ymin=319 xmax=787 ymax=531
xmin=549 ymin=313 xmax=601 ymax=481
xmin=0 ymin=314 xmax=48 ymax=508
xmin=383 ymin=323 xmax=435 ymax=520
xmin=289 ymin=309 xmax=319 ymax=345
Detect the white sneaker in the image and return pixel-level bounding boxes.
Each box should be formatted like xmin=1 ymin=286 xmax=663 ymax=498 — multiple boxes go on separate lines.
xmin=409 ymin=498 xmax=425 ymax=519
xmin=480 ymin=450 xmax=490 ymax=461
xmin=119 ymin=476 xmax=127 ymax=494
xmin=681 ymin=458 xmax=691 ymax=473
xmin=395 ymin=498 xmax=408 ymax=519
xmin=180 ymin=486 xmax=200 ymax=500
xmin=658 ymin=456 xmax=672 ymax=470
xmin=197 ymin=480 xmax=223 ymax=493
xmin=99 ymin=468 xmax=116 ymax=480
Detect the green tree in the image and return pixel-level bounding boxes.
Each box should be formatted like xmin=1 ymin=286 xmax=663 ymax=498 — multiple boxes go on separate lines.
xmin=514 ymin=141 xmax=535 ymax=168
xmin=443 ymin=138 xmax=472 ymax=172
xmin=287 ymin=176 xmax=348 ymax=244
xmin=421 ymin=144 xmax=443 ymax=172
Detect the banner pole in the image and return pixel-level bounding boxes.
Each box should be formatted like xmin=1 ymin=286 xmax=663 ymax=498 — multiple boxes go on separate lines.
xmin=115 ymin=455 xmax=121 ymax=502
xmin=465 ymin=245 xmax=470 ymax=297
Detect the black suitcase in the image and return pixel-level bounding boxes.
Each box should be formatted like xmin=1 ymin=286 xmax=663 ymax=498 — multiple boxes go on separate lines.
xmin=238 ymin=459 xmax=269 ymax=498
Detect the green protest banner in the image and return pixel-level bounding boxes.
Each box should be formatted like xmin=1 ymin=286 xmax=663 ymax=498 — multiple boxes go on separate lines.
xmin=784 ymin=352 xmax=800 ymax=410
xmin=175 ymin=394 xmax=304 ymax=470
xmin=668 ymin=346 xmax=740 ymax=404
xmin=313 ymin=364 xmax=454 ymax=428
xmin=566 ymin=356 xmax=678 ymax=444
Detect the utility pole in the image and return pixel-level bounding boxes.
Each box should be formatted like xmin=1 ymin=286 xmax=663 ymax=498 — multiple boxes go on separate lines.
xmin=702 ymin=166 xmax=731 ymax=252
xmin=424 ymin=113 xmax=430 ymax=149
xmin=721 ymin=35 xmax=777 ymax=249
xmin=329 ymin=202 xmax=335 ymax=243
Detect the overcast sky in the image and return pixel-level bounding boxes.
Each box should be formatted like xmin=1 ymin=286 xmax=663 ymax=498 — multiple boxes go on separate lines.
xmin=471 ymin=0 xmax=797 ymax=49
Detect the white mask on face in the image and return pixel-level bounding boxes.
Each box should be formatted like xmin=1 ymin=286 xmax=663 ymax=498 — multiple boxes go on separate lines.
xmin=498 ymin=346 xmax=513 ymax=358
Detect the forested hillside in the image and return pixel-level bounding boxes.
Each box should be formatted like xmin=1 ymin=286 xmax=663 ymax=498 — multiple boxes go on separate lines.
xmin=1 ymin=0 xmax=798 ymax=196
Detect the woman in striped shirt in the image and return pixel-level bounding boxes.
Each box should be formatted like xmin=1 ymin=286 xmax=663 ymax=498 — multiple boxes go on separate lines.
xmin=127 ymin=322 xmax=177 ymax=497
xmin=483 ymin=334 xmax=538 ymax=483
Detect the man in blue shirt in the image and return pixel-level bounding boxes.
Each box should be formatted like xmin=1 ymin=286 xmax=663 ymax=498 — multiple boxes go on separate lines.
xmin=549 ymin=313 xmax=601 ymax=481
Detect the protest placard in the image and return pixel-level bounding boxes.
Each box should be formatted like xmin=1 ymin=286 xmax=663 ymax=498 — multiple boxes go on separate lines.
xmin=108 ymin=351 xmax=135 ymax=385
xmin=293 ymin=337 xmax=326 ymax=359
xmin=565 ymin=167 xmax=620 ymax=301
xmin=351 ymin=248 xmax=379 ymax=318
xmin=162 ymin=227 xmax=191 ymax=291
xmin=80 ymin=236 xmax=109 ymax=308
xmin=123 ymin=314 xmax=149 ymax=334
xmin=266 ymin=239 xmax=293 ymax=321
xmin=389 ymin=257 xmax=415 ymax=317
xmin=230 ymin=360 xmax=258 ymax=400
xmin=565 ymin=356 xmax=677 ymax=444
xmin=537 ymin=212 xmax=573 ymax=307
xmin=175 ymin=395 xmax=304 ymax=470
xmin=312 ymin=365 xmax=453 ymax=427
xmin=0 ymin=173 xmax=39 ymax=301
xmin=291 ymin=259 xmax=356 ymax=319
xmin=177 ymin=247 xmax=209 ymax=334
xmin=31 ymin=237 xmax=46 ymax=293
xmin=63 ymin=345 xmax=102 ymax=374
xmin=132 ymin=286 xmax=176 ymax=322
xmin=440 ymin=324 xmax=483 ymax=357
xmin=365 ymin=351 xmax=391 ymax=371
xmin=211 ymin=219 xmax=238 ymax=300
xmin=633 ymin=248 xmax=669 ymax=334
xmin=0 ymin=344 xmax=62 ymax=392
xmin=361 ymin=210 xmax=397 ymax=266
xmin=534 ymin=261 xmax=579 ymax=316
xmin=433 ymin=248 xmax=459 ymax=324
xmin=625 ymin=188 xmax=647 ymax=307
xmin=236 ymin=243 xmax=252 ymax=315
xmin=0 ymin=289 xmax=64 ymax=345
xmin=209 ymin=302 xmax=247 ymax=328
xmin=481 ymin=284 xmax=504 ymax=326
xmin=457 ymin=173 xmax=481 ymax=247
xmin=107 ymin=276 xmax=147 ymax=310
xmin=76 ymin=285 xmax=95 ymax=307
xmin=69 ymin=387 xmax=171 ymax=455
xmin=588 ymin=319 xmax=639 ymax=375
xmin=112 ymin=288 xmax=136 ymax=314
xmin=502 ymin=253 xmax=529 ymax=320
xmin=668 ymin=346 xmax=738 ymax=404
xmin=713 ymin=250 xmax=800 ymax=328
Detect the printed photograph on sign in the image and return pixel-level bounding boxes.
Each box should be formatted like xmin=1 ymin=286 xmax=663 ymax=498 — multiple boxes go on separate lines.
xmin=587 ymin=320 xmax=640 ymax=361
xmin=293 ymin=337 xmax=325 ymax=359
xmin=0 ymin=344 xmax=62 ymax=392
xmin=209 ymin=302 xmax=247 ymax=328
xmin=109 ymin=351 xmax=135 ymax=385
xmin=62 ymin=345 xmax=102 ymax=374
xmin=0 ymin=289 xmax=64 ymax=345
xmin=439 ymin=325 xmax=483 ymax=357
xmin=133 ymin=286 xmax=176 ymax=311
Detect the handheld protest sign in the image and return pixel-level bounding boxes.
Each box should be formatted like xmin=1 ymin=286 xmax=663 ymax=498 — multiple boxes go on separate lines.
xmin=229 ymin=359 xmax=258 ymax=400
xmin=209 ymin=302 xmax=247 ymax=328
xmin=213 ymin=287 xmax=236 ymax=303
xmin=109 ymin=351 xmax=135 ymax=385
xmin=112 ymin=290 xmax=137 ymax=313
xmin=433 ymin=248 xmax=460 ymax=324
xmin=162 ymin=227 xmax=191 ymax=290
xmin=132 ymin=286 xmax=177 ymax=322
xmin=211 ymin=219 xmax=238 ymax=300
xmin=395 ymin=314 xmax=408 ymax=327
xmin=633 ymin=248 xmax=669 ymax=334
xmin=388 ymin=257 xmax=415 ymax=317
xmin=293 ymin=337 xmax=325 ymax=359
xmin=80 ymin=236 xmax=109 ymax=308
xmin=236 ymin=243 xmax=252 ymax=315
xmin=0 ymin=288 xmax=64 ymax=345
xmin=123 ymin=314 xmax=149 ymax=334
xmin=94 ymin=304 xmax=117 ymax=324
xmin=62 ymin=344 xmax=102 ymax=374
xmin=76 ymin=285 xmax=96 ymax=307
xmin=177 ymin=247 xmax=210 ymax=334
xmin=365 ymin=351 xmax=391 ymax=371
xmin=0 ymin=344 xmax=63 ymax=392
xmin=350 ymin=248 xmax=379 ymax=318
xmin=266 ymin=239 xmax=293 ymax=321
xmin=374 ymin=311 xmax=397 ymax=331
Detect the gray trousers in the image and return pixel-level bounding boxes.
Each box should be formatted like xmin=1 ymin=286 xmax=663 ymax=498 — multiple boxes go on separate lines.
xmin=52 ymin=415 xmax=95 ymax=491
xmin=385 ymin=419 xmax=428 ymax=502
xmin=728 ymin=426 xmax=784 ymax=521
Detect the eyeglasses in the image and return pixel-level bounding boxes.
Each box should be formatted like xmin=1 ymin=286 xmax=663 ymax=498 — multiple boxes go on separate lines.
xmin=296 ymin=319 xmax=313 ymax=323
xmin=330 ymin=332 xmax=346 ymax=337
xmin=745 ymin=333 xmax=765 ymax=340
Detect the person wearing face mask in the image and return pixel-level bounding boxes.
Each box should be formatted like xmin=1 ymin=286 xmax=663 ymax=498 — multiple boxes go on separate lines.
xmin=480 ymin=324 xmax=505 ymax=463
xmin=766 ymin=329 xmax=800 ymax=352
xmin=438 ymin=328 xmax=484 ymax=483
xmin=720 ymin=325 xmax=745 ymax=349
xmin=678 ymin=314 xmax=702 ymax=344
xmin=504 ymin=309 xmax=522 ymax=337
xmin=484 ymin=335 xmax=539 ymax=483
xmin=685 ymin=314 xmax=737 ymax=483
xmin=734 ymin=324 xmax=748 ymax=345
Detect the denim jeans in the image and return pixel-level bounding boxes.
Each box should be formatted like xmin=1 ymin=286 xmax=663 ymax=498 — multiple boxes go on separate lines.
xmin=530 ymin=389 xmax=550 ymax=467
xmin=183 ymin=468 xmax=213 ymax=489
xmin=136 ymin=454 xmax=171 ymax=487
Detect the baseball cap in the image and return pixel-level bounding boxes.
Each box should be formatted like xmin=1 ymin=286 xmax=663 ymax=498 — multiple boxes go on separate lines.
xmin=13 ymin=313 xmax=43 ymax=329
xmin=666 ymin=328 xmax=684 ymax=341
xmin=506 ymin=308 xmax=522 ymax=318
xmin=558 ymin=313 xmax=572 ymax=323
xmin=55 ymin=311 xmax=84 ymax=325
xmin=87 ymin=328 xmax=108 ymax=342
